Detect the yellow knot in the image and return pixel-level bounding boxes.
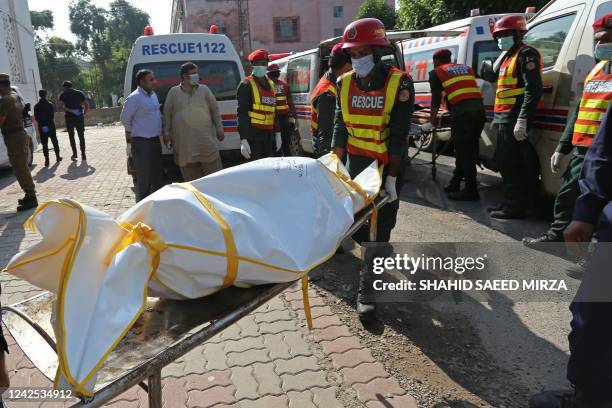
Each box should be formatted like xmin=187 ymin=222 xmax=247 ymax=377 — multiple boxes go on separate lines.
xmin=104 ymin=222 xmax=167 ymax=267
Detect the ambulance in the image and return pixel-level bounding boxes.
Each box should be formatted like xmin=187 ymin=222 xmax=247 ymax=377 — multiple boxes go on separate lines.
xmin=272 ymin=30 xmax=461 ymax=156
xmin=398 ymin=10 xmax=535 ymax=154
xmin=480 ymin=0 xmax=612 ymax=196
xmin=123 ymin=30 xmax=245 ymax=178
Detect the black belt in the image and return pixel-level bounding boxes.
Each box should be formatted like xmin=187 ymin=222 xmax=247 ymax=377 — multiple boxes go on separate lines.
xmin=132 ymin=136 xmax=160 ymax=141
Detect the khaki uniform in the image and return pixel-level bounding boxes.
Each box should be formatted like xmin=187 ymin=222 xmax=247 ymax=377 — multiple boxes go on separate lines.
xmin=0 ymin=91 xmax=35 ymax=196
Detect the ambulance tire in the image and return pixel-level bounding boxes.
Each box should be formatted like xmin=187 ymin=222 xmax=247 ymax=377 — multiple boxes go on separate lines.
xmin=417 ymin=132 xmax=436 ymax=153
xmin=288 ymin=129 xmax=304 ymax=156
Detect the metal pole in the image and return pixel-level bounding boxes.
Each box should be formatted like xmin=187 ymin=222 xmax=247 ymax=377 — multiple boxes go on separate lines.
xmin=147 ymin=371 xmax=162 ymax=408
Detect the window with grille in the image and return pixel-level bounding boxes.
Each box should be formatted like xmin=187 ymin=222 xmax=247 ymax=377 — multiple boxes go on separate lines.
xmin=333 ymin=6 xmax=343 ymax=18
xmin=274 ymin=17 xmax=300 ymax=42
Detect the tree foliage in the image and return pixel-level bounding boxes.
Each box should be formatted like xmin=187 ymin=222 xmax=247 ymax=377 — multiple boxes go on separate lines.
xmin=355 ymin=0 xmax=398 ymax=30
xmin=30 ymin=10 xmax=54 ymax=32
xmin=398 ymin=0 xmax=550 ymax=29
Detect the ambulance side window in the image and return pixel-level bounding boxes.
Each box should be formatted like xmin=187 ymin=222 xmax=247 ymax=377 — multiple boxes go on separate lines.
xmin=473 ymin=41 xmax=501 ymax=78
xmin=403 ymin=46 xmax=459 ymax=82
xmin=287 ymin=54 xmax=314 ymax=94
xmin=523 ymin=13 xmax=577 ymax=69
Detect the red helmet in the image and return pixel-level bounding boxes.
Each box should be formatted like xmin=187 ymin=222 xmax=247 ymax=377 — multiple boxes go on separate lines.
xmin=341 ymin=18 xmax=388 ymax=49
xmin=331 ymin=42 xmax=344 ymax=56
xmin=267 ymin=64 xmax=280 ymax=73
xmin=492 ymin=15 xmax=527 ymax=37
xmin=593 ymin=13 xmax=612 ymax=32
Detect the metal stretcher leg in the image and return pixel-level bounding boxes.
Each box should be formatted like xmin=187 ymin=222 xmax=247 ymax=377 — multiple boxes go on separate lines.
xmin=147 ymin=371 xmax=162 ymax=408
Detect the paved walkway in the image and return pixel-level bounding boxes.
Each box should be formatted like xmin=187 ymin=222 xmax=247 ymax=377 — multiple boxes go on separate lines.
xmin=0 ymin=126 xmax=416 ymax=408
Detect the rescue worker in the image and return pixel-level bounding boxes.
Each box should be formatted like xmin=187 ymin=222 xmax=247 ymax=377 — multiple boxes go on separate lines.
xmin=0 ymin=73 xmax=38 ymax=211
xmin=332 ymin=18 xmax=414 ymax=321
xmin=237 ymin=49 xmax=279 ymax=160
xmin=34 ymin=89 xmax=62 ymax=167
xmin=423 ymin=48 xmax=485 ymax=201
xmin=524 ymin=15 xmax=612 ymax=252
xmin=267 ymin=64 xmax=296 ymax=156
xmin=487 ymin=15 xmax=543 ymax=219
xmin=529 ymin=105 xmax=612 ymax=408
xmin=311 ymin=43 xmax=352 ymax=157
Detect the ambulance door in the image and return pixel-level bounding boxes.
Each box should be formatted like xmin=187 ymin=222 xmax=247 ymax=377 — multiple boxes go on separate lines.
xmin=522 ymin=5 xmax=584 ymax=196
xmin=286 ymin=52 xmax=317 ymax=155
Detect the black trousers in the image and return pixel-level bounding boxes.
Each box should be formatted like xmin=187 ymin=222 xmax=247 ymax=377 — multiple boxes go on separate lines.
xmin=248 ymin=133 xmax=275 ymax=160
xmin=131 ymin=137 xmax=163 ymax=201
xmin=66 ymin=114 xmax=85 ymax=156
xmin=451 ymin=110 xmax=485 ymax=189
xmin=39 ymin=123 xmax=60 ymax=158
xmin=277 ymin=114 xmax=292 ymax=156
xmin=494 ymin=123 xmax=540 ymax=211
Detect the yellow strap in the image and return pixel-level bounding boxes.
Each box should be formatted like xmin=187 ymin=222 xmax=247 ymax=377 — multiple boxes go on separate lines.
xmin=577 ymin=110 xmax=603 ymax=121
xmin=348 ymin=135 xmax=389 ymax=154
xmin=497 ymin=87 xmax=525 ymax=99
xmin=104 ymin=222 xmax=168 ymax=267
xmin=498 ymin=77 xmax=519 ymax=86
xmin=369 ymin=205 xmax=378 ymax=239
xmin=495 ymin=97 xmax=517 ymax=105
xmin=574 ymin=123 xmax=600 ymax=135
xmin=252 ymin=103 xmax=276 ymax=112
xmin=301 ymin=275 xmax=313 ymax=330
xmin=442 ymin=75 xmax=476 ymax=87
xmin=177 ymin=183 xmax=239 ymax=288
xmin=276 ymin=96 xmax=287 ymax=101
xmin=447 ymin=87 xmax=481 ymax=101
xmin=580 ymin=98 xmax=610 ymax=110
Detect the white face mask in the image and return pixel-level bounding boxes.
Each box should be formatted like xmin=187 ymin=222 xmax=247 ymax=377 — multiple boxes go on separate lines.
xmin=351 ymin=54 xmax=375 ymax=77
xmin=188 ymin=73 xmax=199 ymax=85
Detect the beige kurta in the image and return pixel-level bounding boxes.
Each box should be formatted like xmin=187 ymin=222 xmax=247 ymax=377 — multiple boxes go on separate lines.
xmin=163 ymin=84 xmax=223 ymax=167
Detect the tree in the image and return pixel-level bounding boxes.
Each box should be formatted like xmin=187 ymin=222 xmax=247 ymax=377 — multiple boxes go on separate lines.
xmin=30 ymin=10 xmax=54 ymax=32
xmin=355 ymin=0 xmax=398 ymax=30
xmin=398 ymin=0 xmax=549 ymax=29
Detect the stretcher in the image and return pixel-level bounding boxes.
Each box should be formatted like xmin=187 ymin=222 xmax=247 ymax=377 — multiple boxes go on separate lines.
xmin=1 ymin=195 xmax=389 ymax=408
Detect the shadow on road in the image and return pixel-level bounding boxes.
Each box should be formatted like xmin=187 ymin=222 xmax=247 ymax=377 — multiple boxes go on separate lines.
xmin=60 ymin=161 xmax=96 ymax=180
xmin=33 ymin=162 xmax=61 ymax=183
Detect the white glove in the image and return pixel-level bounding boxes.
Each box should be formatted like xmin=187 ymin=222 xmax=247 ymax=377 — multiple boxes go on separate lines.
xmin=514 ymin=118 xmax=528 ymax=141
xmin=275 ymin=132 xmax=282 ymax=151
xmin=240 ymin=139 xmax=251 ymax=160
xmin=420 ymin=122 xmax=434 ymax=132
xmin=288 ymin=117 xmax=296 ymax=125
xmin=550 ymin=152 xmax=565 ymax=174
xmin=382 ymin=176 xmax=398 ymax=202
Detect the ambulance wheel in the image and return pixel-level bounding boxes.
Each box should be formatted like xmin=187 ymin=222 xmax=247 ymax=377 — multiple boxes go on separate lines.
xmin=27 ymin=138 xmax=34 ymax=167
xmin=417 ymin=132 xmax=435 ymax=153
xmin=288 ymin=130 xmax=304 ymax=156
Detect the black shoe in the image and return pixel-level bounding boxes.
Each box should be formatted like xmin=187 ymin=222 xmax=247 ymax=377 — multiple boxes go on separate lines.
xmin=566 ymin=258 xmax=587 ymax=280
xmin=71 ymin=154 xmax=77 ymax=161
xmin=17 ymin=195 xmax=38 ymax=212
xmin=489 ymin=208 xmax=524 ymax=219
xmin=523 ymin=234 xmax=563 ymax=248
xmin=443 ymin=178 xmax=461 ymax=193
xmin=56 ymin=155 xmax=63 ymax=163
xmin=81 ymin=152 xmax=87 ymax=161
xmin=486 ymin=204 xmax=504 ymax=213
xmin=448 ymin=189 xmax=479 ymax=201
xmin=529 ymin=389 xmax=612 ymax=408
xmin=44 ymin=156 xmax=50 ymax=167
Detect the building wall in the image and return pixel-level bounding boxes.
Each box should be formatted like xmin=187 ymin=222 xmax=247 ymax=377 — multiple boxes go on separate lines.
xmin=0 ymin=0 xmax=42 ymax=108
xmin=173 ymin=0 xmax=395 ymax=56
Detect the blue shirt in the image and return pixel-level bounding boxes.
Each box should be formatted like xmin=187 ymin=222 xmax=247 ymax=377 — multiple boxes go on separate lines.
xmin=573 ymin=103 xmax=612 ymax=225
xmin=120 ymin=87 xmax=162 ymax=138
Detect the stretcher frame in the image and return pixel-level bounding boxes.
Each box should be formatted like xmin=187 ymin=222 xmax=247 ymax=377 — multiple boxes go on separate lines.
xmin=1 ymin=195 xmax=389 ymax=408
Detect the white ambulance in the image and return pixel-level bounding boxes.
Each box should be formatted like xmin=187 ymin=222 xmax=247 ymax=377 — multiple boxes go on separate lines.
xmin=123 ymin=31 xmax=244 ymax=177
xmin=398 ymin=10 xmax=534 ymax=154
xmin=272 ymin=30 xmax=461 ymax=156
xmin=480 ymin=0 xmax=612 ymax=196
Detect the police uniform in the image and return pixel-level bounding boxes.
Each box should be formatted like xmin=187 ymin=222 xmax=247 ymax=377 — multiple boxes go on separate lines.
xmin=493 ymin=43 xmax=543 ymax=217
xmin=333 ymin=62 xmax=414 ymax=242
xmin=0 ymin=74 xmax=37 ymax=210
xmin=270 ymin=75 xmax=295 ymax=156
xmin=429 ymin=63 xmax=485 ymax=197
xmin=311 ymin=71 xmax=338 ymax=157
xmin=237 ymin=52 xmax=277 ymax=160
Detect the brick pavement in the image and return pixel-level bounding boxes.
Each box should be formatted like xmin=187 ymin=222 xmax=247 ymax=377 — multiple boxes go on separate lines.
xmin=0 ymin=126 xmax=417 ymax=407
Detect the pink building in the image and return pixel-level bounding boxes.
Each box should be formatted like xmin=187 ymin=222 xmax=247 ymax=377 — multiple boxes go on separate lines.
xmin=171 ymin=0 xmax=395 ymax=60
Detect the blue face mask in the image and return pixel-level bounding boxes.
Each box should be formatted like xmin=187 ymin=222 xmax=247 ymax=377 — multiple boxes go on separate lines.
xmin=252 ymin=66 xmax=267 ymax=77
xmin=594 ymin=42 xmax=612 ymax=61
xmin=497 ymin=36 xmax=515 ymax=51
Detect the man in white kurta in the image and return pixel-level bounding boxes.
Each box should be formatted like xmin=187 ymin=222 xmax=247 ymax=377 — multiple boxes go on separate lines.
xmin=163 ymin=62 xmax=225 ymax=181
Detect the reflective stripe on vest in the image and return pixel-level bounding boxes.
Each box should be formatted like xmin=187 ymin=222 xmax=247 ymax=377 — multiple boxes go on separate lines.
xmin=434 ymin=63 xmax=482 ymax=105
xmin=572 ymin=61 xmax=612 ymax=147
xmin=273 ymin=80 xmax=290 ymax=114
xmin=340 ymin=68 xmax=404 ymax=165
xmin=494 ymin=45 xmax=542 ymax=113
xmin=310 ymin=76 xmax=337 ymax=133
xmin=248 ymin=76 xmax=276 ymax=130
